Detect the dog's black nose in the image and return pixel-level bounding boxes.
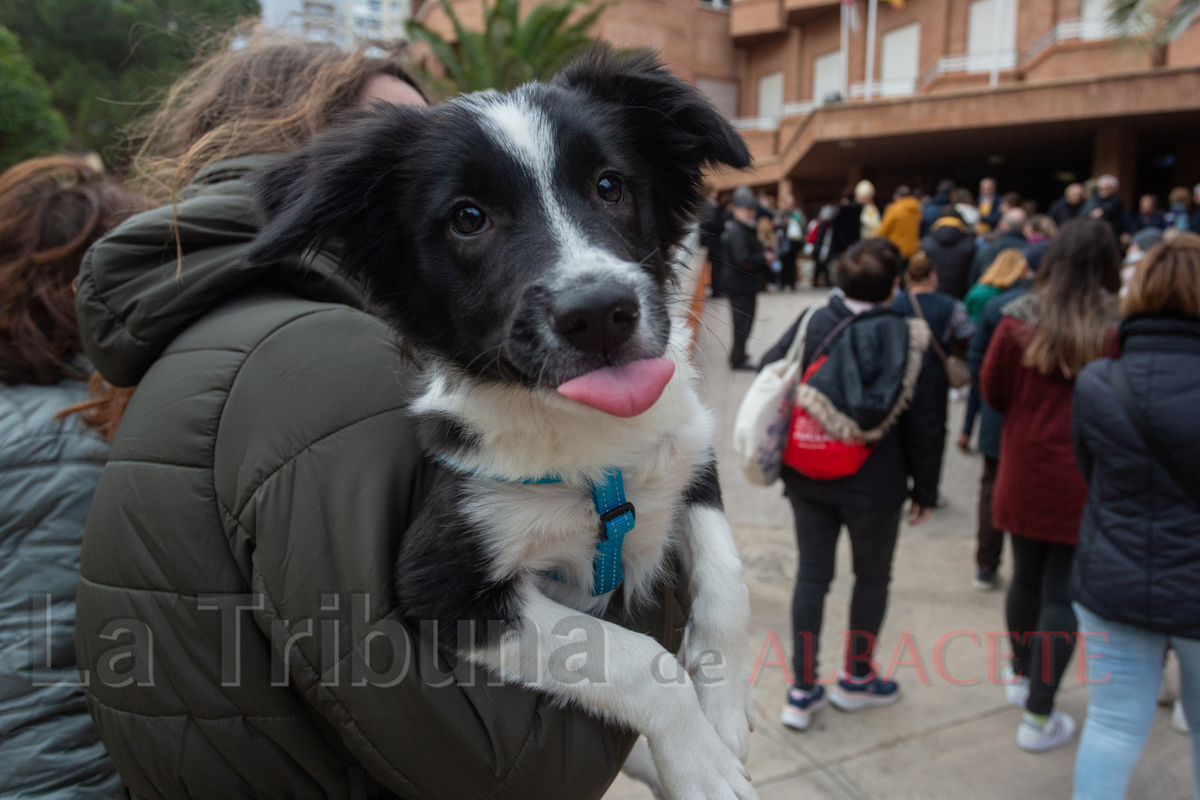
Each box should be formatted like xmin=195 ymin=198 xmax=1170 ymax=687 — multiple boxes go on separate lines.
xmin=552 ymin=282 xmax=640 ymax=355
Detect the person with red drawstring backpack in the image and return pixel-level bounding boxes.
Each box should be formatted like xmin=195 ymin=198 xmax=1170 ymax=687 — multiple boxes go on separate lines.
xmin=757 ymin=238 xmax=947 ymax=733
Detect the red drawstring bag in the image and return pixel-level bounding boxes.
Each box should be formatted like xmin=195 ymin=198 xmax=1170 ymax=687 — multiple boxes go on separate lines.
xmin=782 ymin=356 xmax=874 ymax=480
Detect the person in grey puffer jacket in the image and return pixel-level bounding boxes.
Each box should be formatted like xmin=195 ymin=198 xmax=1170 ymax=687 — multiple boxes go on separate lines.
xmin=0 ymin=156 xmax=139 ymax=799
xmin=1070 ymin=234 xmax=1200 ymax=800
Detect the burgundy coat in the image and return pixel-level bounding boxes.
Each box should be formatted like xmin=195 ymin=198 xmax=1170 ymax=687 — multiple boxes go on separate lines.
xmin=981 ymin=308 xmax=1118 ymax=544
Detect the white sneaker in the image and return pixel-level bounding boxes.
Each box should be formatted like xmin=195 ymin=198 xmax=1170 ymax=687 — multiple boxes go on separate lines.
xmin=1003 ymin=665 xmax=1030 ymax=708
xmin=1016 ymin=710 xmax=1076 ymax=752
xmin=780 ymin=685 xmax=828 ymax=731
xmin=1172 ymin=699 xmax=1189 ymax=734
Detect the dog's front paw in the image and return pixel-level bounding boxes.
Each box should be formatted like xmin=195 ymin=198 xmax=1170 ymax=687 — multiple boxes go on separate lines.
xmin=649 ymin=715 xmax=759 ymax=800
xmin=694 ymin=675 xmax=754 ymax=763
xmin=686 ymin=635 xmax=755 ymax=762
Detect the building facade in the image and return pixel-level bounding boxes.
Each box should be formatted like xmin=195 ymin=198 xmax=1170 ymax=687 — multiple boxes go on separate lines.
xmin=719 ymin=0 xmax=1200 ymax=209
xmin=261 ymin=0 xmax=411 ymax=44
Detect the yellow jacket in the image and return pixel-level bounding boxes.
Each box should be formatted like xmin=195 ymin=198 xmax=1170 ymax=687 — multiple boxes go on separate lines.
xmin=878 ymin=195 xmax=921 ymax=258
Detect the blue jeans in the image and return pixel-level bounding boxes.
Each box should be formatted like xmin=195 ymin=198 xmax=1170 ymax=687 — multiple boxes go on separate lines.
xmin=1072 ymin=603 xmax=1200 ymax=800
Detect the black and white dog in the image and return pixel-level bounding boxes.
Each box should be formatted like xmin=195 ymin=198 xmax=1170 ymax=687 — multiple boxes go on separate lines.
xmin=248 ymin=50 xmax=757 ymax=800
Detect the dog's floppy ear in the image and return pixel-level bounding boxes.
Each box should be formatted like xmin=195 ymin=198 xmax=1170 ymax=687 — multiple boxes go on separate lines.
xmin=245 ymin=105 xmax=425 ymax=274
xmin=554 ymin=47 xmax=751 ymax=247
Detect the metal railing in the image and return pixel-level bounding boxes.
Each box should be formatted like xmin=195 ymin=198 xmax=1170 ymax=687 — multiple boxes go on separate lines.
xmin=731 ymin=117 xmax=780 ymax=131
xmin=731 ymin=101 xmax=816 ymax=131
xmin=848 ymin=78 xmax=916 ymax=98
xmin=921 ymin=50 xmax=1017 ymax=86
xmin=1025 ymin=18 xmax=1114 ymax=61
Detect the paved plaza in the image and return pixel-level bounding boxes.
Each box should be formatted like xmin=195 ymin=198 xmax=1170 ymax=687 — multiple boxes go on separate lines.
xmin=605 ymin=290 xmax=1193 ymax=800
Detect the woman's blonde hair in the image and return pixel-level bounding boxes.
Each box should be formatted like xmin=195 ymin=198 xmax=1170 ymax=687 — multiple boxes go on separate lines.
xmin=127 ymin=26 xmax=425 ymax=202
xmin=978 ymin=248 xmax=1027 ymax=289
xmin=905 ymin=250 xmax=935 ymax=283
xmin=1122 ymin=233 xmax=1200 ymax=318
xmin=1023 ymin=218 xmax=1121 ymax=378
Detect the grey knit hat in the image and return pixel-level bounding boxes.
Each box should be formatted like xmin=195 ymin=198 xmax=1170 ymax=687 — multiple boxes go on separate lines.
xmin=732 ymin=186 xmax=757 ymax=209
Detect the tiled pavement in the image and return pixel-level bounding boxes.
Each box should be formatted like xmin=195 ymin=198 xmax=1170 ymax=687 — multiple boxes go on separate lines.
xmin=604 ymin=290 xmax=1193 ymax=800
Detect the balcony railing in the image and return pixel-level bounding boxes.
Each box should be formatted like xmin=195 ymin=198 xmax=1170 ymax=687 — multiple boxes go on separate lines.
xmin=731 ymin=101 xmax=816 ymax=131
xmin=922 ymin=51 xmax=1017 ymax=86
xmin=1025 ymin=18 xmax=1115 ymax=61
xmin=732 ymin=117 xmax=780 ymax=131
xmin=848 ymin=78 xmax=916 ymax=99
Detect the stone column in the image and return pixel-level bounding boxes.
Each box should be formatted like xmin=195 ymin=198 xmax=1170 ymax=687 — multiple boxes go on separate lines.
xmin=1092 ymin=125 xmax=1138 ymax=208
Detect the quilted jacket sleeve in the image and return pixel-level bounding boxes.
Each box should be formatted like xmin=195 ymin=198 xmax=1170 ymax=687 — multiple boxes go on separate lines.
xmin=213 ymin=306 xmax=642 ymax=800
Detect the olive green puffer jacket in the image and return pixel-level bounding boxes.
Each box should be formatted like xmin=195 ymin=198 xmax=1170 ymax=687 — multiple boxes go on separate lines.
xmin=74 ymin=155 xmax=685 ymax=800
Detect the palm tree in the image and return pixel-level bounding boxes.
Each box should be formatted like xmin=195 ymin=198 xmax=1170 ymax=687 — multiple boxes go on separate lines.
xmin=1109 ymin=0 xmax=1200 ymax=46
xmin=407 ymin=0 xmax=608 ymax=94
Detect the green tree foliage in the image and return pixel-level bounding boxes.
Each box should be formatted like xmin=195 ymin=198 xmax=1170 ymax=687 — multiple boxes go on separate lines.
xmin=1109 ymin=0 xmax=1200 ymax=45
xmin=0 ymin=0 xmax=259 ymax=160
xmin=407 ymin=0 xmax=607 ymax=94
xmin=0 ymin=25 xmax=68 ymax=170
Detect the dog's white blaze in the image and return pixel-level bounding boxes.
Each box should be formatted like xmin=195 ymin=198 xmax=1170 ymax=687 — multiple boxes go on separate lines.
xmin=475 ymin=93 xmax=591 ymax=266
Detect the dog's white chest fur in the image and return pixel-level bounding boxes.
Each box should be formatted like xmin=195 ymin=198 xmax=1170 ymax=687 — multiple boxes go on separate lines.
xmin=412 ymin=322 xmax=712 ymax=614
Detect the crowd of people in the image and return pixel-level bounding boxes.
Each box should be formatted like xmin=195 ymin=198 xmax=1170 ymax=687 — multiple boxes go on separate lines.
xmin=1 ymin=28 xmax=1198 ymax=800
xmin=726 ymin=171 xmax=1200 ymax=798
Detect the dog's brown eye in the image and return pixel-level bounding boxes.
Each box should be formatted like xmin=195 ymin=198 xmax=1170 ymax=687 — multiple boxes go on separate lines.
xmin=597 ymin=174 xmax=624 ymax=205
xmin=450 ymin=205 xmax=488 ymax=236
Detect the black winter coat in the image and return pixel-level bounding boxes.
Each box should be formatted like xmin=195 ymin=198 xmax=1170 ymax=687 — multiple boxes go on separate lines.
xmin=920 ymin=224 xmax=976 ymax=300
xmin=761 ymin=295 xmax=946 ymax=509
xmin=715 ymin=218 xmax=768 ymax=295
xmin=829 ymin=202 xmax=863 ymax=260
xmin=1071 ymin=313 xmax=1200 ymax=638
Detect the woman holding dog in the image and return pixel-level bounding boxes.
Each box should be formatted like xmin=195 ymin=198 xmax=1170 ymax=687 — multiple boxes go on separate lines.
xmin=72 ymin=32 xmax=686 ymax=800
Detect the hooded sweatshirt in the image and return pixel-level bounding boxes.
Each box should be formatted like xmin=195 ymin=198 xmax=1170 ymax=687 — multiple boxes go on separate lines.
xmin=73 ymin=155 xmax=686 ymax=800
xmin=920 ymin=218 xmax=976 ymax=300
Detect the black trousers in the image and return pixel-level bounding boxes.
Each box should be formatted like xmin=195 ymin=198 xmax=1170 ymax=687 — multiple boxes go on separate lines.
xmin=728 ymin=292 xmax=757 ymax=367
xmin=786 ymin=493 xmax=903 ymax=689
xmin=1006 ymin=534 xmax=1077 ymax=715
xmin=976 ymin=456 xmax=1004 ymax=571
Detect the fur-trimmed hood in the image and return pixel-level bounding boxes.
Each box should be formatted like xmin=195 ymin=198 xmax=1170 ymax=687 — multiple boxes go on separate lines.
xmin=796 ymin=312 xmax=931 ymax=443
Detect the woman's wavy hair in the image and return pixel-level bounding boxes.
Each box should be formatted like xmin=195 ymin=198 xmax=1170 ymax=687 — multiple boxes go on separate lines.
xmin=1023 ymin=218 xmax=1121 ymax=378
xmin=127 ymin=26 xmax=426 ymax=203
xmin=72 ymin=29 xmax=426 ymax=442
xmin=0 ymin=156 xmax=142 ymax=387
xmin=1123 ymin=233 xmax=1200 ymax=318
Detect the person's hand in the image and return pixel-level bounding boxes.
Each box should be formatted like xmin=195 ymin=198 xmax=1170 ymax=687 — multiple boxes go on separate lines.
xmin=907 ymin=503 xmax=931 ymax=525
xmin=1090 ymin=207 xmax=1104 ymax=219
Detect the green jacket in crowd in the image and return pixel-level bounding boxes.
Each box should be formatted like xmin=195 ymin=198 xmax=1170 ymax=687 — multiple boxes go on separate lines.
xmin=73 ymin=155 xmax=687 ymax=800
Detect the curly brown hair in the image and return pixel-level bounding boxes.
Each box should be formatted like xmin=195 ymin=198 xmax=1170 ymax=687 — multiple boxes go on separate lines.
xmin=0 ymin=156 xmax=143 ymax=387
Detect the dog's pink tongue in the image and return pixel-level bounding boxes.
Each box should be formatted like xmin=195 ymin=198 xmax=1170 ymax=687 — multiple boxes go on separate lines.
xmin=557 ymin=358 xmax=675 ymax=417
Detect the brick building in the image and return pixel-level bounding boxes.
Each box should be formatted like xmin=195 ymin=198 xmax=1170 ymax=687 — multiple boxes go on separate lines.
xmin=416 ymin=0 xmax=1200 ymax=210
xmin=414 ymin=0 xmax=740 ymax=113
xmin=719 ymin=0 xmax=1200 ymax=209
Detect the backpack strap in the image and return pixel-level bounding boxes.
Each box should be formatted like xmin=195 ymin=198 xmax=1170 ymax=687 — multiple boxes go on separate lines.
xmin=907 ymin=290 xmax=949 ymax=371
xmin=1108 ymin=359 xmax=1200 ymax=511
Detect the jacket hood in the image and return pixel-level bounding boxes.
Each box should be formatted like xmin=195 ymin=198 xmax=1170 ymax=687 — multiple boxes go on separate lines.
xmin=930 ymin=221 xmax=968 ymax=245
xmin=798 ymin=301 xmax=931 ymax=442
xmin=76 ymin=155 xmax=364 ymax=387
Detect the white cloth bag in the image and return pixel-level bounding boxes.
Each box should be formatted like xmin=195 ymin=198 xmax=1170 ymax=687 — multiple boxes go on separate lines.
xmin=733 ymin=304 xmax=820 ymax=486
